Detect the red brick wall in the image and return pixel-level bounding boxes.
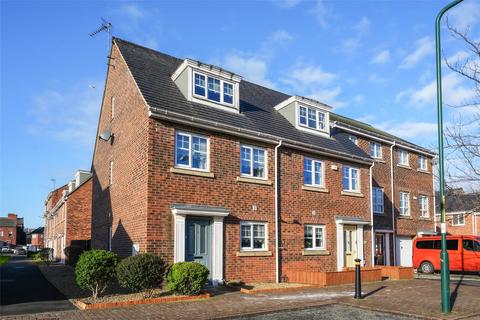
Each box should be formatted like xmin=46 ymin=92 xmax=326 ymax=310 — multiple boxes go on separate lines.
xmin=435 ymin=213 xmax=479 ymax=235
xmin=65 ymin=178 xmax=92 ymax=245
xmin=91 ymin=42 xmax=149 ymax=257
xmin=0 ymin=226 xmax=16 ymax=246
xmin=31 ymin=233 xmax=44 ymax=247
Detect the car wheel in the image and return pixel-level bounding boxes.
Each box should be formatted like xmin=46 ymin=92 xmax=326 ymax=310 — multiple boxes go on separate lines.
xmin=420 ymin=261 xmax=434 ymax=274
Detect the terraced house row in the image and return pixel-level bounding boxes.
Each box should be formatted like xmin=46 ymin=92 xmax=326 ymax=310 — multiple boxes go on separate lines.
xmin=90 ymin=38 xmax=436 ymax=284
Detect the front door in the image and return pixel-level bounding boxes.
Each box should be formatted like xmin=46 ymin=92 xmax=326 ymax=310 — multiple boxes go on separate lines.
xmin=396 ymin=236 xmax=413 ymax=267
xmin=375 ymin=233 xmax=385 ymax=266
xmin=185 ymin=218 xmax=211 ymax=276
xmin=344 ymin=225 xmax=357 ymax=268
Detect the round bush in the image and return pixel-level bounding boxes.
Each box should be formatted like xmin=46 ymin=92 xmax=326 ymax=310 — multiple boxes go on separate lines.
xmin=116 ymin=253 xmax=166 ymax=295
xmin=167 ymin=261 xmax=209 ymax=295
xmin=75 ymin=249 xmax=118 ymax=299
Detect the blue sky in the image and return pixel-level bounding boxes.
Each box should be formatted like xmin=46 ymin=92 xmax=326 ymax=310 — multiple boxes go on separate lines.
xmin=1 ymin=0 xmax=478 ymax=228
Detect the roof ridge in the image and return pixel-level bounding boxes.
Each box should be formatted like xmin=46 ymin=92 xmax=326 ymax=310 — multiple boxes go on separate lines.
xmin=113 ymin=37 xmax=183 ymax=63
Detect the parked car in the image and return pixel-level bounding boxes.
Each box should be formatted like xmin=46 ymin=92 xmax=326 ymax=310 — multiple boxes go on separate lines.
xmin=1 ymin=247 xmax=14 ymax=254
xmin=413 ymin=235 xmax=480 ymax=273
xmin=14 ymin=248 xmax=26 ymax=255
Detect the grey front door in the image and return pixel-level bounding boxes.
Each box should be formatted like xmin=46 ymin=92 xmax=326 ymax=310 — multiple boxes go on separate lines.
xmin=185 ymin=218 xmax=211 ymax=277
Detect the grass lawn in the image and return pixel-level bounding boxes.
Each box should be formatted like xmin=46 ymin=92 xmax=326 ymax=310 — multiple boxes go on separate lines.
xmin=0 ymin=255 xmax=11 ymax=265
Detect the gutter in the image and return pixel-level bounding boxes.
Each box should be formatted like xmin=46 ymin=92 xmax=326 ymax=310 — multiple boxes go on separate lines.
xmin=148 ymin=108 xmax=373 ymax=166
xmin=390 ymin=142 xmax=396 ymax=266
xmin=274 ymin=140 xmax=282 ymax=283
xmin=369 ymin=161 xmax=375 ymax=267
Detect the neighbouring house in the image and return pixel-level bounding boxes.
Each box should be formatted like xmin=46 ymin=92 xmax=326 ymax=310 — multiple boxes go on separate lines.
xmin=91 ymin=38 xmax=435 ymax=284
xmin=44 ymin=170 xmax=92 ymax=263
xmin=435 ymin=189 xmax=480 ymax=236
xmin=29 ymin=227 xmax=45 ymax=250
xmin=0 ymin=213 xmax=26 ymax=247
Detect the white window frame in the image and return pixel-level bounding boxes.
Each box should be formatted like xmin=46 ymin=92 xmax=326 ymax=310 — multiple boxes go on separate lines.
xmin=398 ymin=149 xmax=409 ymax=166
xmin=399 ymin=192 xmax=410 ymax=216
xmin=111 ymin=96 xmax=115 ymax=119
xmin=174 ymin=130 xmax=210 ymax=172
xmin=373 ymin=187 xmax=384 ymax=214
xmin=418 ymin=155 xmax=428 ymax=171
xmin=419 ymin=195 xmax=429 ymax=218
xmin=348 ymin=135 xmax=358 ymax=145
xmin=343 ymin=166 xmax=360 ymax=192
xmin=304 ymin=225 xmax=326 ymax=250
xmin=109 ymin=160 xmax=114 ymax=186
xmin=452 ymin=213 xmax=465 ymax=226
xmin=240 ymin=145 xmax=267 ymax=179
xmin=240 ymin=221 xmax=268 ymax=251
xmin=298 ymin=105 xmax=327 ymax=133
xmin=303 ymin=157 xmax=325 ymax=187
xmin=370 ymin=142 xmax=382 ymax=159
xmin=192 ymin=71 xmax=234 ymax=107
xmin=0 ymin=231 xmax=3 ymax=237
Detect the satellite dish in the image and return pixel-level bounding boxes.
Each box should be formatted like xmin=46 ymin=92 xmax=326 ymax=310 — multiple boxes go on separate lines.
xmin=99 ymin=130 xmax=112 ymax=141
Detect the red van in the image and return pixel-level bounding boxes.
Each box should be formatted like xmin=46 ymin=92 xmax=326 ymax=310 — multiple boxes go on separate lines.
xmin=413 ymin=235 xmax=480 ymax=273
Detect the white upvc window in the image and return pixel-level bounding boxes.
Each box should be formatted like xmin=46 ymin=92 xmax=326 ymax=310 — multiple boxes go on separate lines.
xmin=373 ymin=187 xmax=384 ymax=214
xmin=175 ymin=131 xmax=209 ymax=171
xmin=240 ymin=222 xmax=267 ymax=251
xmin=304 ymin=225 xmax=326 ymax=250
xmin=303 ymin=158 xmax=324 ymax=187
xmin=109 ymin=161 xmax=114 ymax=186
xmin=348 ymin=135 xmax=358 ymax=145
xmin=111 ymin=96 xmax=115 ymax=119
xmin=399 ymin=192 xmax=410 ymax=216
xmin=240 ymin=145 xmax=266 ymax=179
xmin=452 ymin=213 xmax=465 ymax=226
xmin=342 ymin=166 xmax=360 ymax=192
xmin=193 ymin=71 xmax=234 ymax=106
xmin=418 ymin=155 xmax=428 ymax=171
xmin=419 ymin=195 xmax=429 ymax=218
xmin=398 ymin=149 xmax=409 ymax=166
xmin=370 ymin=142 xmax=382 ymax=159
xmin=0 ymin=231 xmax=3 ymax=237
xmin=298 ymin=105 xmax=327 ymax=132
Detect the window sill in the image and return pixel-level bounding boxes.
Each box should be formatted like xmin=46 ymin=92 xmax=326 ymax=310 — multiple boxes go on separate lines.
xmin=170 ymin=167 xmax=215 ymax=178
xmin=302 ymin=250 xmax=330 ymax=256
xmin=374 ymin=159 xmax=386 ymax=163
xmin=397 ymin=164 xmax=411 ymax=170
xmin=236 ymin=251 xmax=272 ymax=257
xmin=417 ymin=169 xmax=430 ymax=174
xmin=236 ymin=176 xmax=272 ymax=186
xmin=341 ymin=191 xmax=364 ymax=198
xmin=419 ymin=217 xmax=431 ymax=221
xmin=398 ymin=215 xmax=412 ymax=219
xmin=302 ymin=185 xmax=329 ymax=193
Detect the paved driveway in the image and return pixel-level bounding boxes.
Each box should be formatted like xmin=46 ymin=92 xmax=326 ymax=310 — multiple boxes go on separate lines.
xmin=0 ymin=255 xmax=74 ymax=316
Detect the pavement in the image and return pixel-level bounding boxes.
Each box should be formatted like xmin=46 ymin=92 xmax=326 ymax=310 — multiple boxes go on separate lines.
xmin=0 ymin=255 xmax=75 ymax=316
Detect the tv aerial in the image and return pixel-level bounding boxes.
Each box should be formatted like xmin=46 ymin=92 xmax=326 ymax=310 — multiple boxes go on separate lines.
xmin=90 ymin=18 xmax=114 ymax=66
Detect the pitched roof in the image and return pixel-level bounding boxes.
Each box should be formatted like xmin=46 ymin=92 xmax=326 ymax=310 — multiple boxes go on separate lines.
xmin=30 ymin=227 xmax=44 ymax=234
xmin=436 ymin=191 xmax=480 ymax=213
xmin=0 ymin=218 xmax=16 ymax=227
xmin=113 ymin=38 xmax=430 ymax=161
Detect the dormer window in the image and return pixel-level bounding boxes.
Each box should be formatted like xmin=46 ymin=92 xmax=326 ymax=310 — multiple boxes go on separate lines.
xmin=298 ymin=105 xmax=327 ymax=132
xmin=194 ymin=72 xmax=233 ymax=106
xmin=194 ymin=73 xmax=206 ymax=96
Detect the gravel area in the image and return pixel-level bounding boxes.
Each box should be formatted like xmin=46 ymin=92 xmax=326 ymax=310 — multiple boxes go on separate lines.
xmin=241 ymin=283 xmax=311 ymax=290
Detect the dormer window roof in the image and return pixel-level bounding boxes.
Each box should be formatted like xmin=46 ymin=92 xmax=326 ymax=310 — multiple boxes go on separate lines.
xmin=172 ymin=59 xmax=242 ymax=113
xmin=274 ymin=96 xmax=332 ymax=137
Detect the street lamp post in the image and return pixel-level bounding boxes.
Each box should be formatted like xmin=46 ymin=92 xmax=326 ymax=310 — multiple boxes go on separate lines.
xmin=435 ymin=0 xmax=464 ymax=314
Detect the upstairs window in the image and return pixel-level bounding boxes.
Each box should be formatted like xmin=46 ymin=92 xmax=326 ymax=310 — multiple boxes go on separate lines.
xmin=343 ymin=166 xmax=360 ymax=192
xmin=418 ymin=155 xmax=427 ymax=171
xmin=452 ymin=214 xmax=465 ymax=226
xmin=398 ymin=149 xmax=409 ymax=166
xmin=109 ymin=161 xmax=114 ymax=186
xmin=193 ymin=72 xmax=234 ymax=106
xmin=419 ymin=195 xmax=429 ymax=218
xmin=348 ymin=135 xmax=358 ymax=145
xmin=175 ymin=131 xmax=209 ymax=171
xmin=240 ymin=145 xmax=266 ymax=179
xmin=298 ymin=105 xmax=327 ymax=132
xmin=304 ymin=158 xmax=324 ymax=187
xmin=370 ymin=142 xmax=382 ymax=159
xmin=373 ymin=187 xmax=384 ymax=214
xmin=399 ymin=192 xmax=410 ymax=216
xmin=111 ymin=96 xmax=115 ymax=119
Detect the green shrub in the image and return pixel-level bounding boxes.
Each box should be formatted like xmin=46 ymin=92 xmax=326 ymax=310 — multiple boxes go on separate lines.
xmin=116 ymin=253 xmax=166 ymax=297
xmin=75 ymin=250 xmax=118 ymax=299
xmin=167 ymin=262 xmax=209 ymax=295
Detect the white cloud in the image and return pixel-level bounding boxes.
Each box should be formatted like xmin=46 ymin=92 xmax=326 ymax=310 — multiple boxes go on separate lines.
xmin=269 ymin=30 xmax=293 ymax=44
xmin=446 ymin=50 xmax=470 ymax=63
xmin=116 ymin=3 xmax=145 ymax=21
xmin=29 ymin=80 xmax=102 ymax=146
xmin=308 ymin=87 xmax=346 ymax=108
xmin=374 ymin=121 xmax=438 ymax=140
xmin=355 ymin=16 xmax=371 ymax=34
xmin=223 ymin=54 xmax=274 ymax=88
xmin=368 ymin=74 xmax=388 ymax=84
xmin=339 ymin=38 xmax=362 ymax=53
xmin=447 ymin=0 xmax=480 ymax=30
xmin=370 ymin=49 xmax=390 ymax=64
xmin=353 ymin=95 xmax=364 ymax=104
xmin=310 ymin=0 xmax=331 ymax=28
xmin=400 ymin=36 xmax=434 ymax=69
xmin=289 ymin=65 xmax=337 ymax=86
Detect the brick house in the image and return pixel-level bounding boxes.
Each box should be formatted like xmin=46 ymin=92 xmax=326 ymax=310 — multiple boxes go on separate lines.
xmin=0 ymin=213 xmax=25 ymax=247
xmin=91 ymin=38 xmax=435 ymax=283
xmin=29 ymin=227 xmax=44 ymax=250
xmin=44 ymin=170 xmax=92 ymax=263
xmin=435 ymin=189 xmax=480 ymax=236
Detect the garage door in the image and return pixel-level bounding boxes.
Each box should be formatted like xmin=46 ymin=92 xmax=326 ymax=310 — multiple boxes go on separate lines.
xmin=396 ymin=236 xmax=413 ymax=267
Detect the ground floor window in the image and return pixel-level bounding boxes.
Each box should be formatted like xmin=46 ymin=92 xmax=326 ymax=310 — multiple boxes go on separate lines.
xmin=304 ymin=225 xmax=326 ymax=250
xmin=240 ymin=222 xmax=267 ymax=251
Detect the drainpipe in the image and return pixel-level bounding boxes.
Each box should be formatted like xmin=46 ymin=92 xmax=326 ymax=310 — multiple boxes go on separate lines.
xmin=433 ymin=157 xmax=437 ymax=234
xmin=274 ymin=140 xmax=283 ymax=283
xmin=390 ymin=142 xmax=396 ymax=266
xmin=369 ymin=161 xmax=375 ymax=267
